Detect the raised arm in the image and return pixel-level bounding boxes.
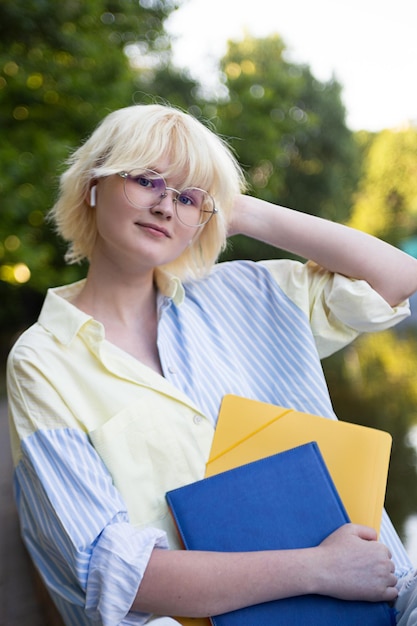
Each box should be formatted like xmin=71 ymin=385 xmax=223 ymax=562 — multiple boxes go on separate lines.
xmin=229 ymin=195 xmax=417 ymax=307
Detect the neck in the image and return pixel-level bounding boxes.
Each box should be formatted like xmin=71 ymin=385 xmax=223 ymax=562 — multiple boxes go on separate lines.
xmin=73 ymin=263 xmax=156 ymax=322
xmin=71 ymin=262 xmax=163 ymax=373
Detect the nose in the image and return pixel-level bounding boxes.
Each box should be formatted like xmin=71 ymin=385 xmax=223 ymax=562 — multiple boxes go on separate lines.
xmin=150 ymin=189 xmax=176 ymax=219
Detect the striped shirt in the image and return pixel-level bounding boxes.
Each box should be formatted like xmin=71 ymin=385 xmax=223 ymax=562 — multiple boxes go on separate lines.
xmin=7 ymin=259 xmax=412 ymax=625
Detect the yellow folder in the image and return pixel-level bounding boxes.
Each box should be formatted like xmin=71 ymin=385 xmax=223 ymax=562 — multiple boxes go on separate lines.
xmin=205 ymin=395 xmax=392 ymax=535
xmin=173 ymin=396 xmax=391 ymax=625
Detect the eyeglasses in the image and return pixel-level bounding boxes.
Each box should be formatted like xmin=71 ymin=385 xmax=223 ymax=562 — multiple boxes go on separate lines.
xmin=118 ymin=169 xmax=218 ymax=228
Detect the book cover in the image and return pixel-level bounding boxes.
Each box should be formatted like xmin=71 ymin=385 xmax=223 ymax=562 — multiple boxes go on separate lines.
xmin=167 ymin=443 xmax=395 ymax=626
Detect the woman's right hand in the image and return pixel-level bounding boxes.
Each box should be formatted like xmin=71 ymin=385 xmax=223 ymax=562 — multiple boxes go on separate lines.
xmin=314 ymin=524 xmax=398 ymax=602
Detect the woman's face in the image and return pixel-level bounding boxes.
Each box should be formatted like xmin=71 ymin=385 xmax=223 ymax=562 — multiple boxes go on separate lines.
xmin=90 ymin=165 xmax=200 ymax=273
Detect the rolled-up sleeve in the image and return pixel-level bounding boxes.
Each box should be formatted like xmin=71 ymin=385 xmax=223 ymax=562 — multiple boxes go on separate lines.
xmin=261 ymin=259 xmax=410 ymax=358
xmin=14 ymin=426 xmax=168 ymax=625
xmin=86 ymin=522 xmax=168 ymax=624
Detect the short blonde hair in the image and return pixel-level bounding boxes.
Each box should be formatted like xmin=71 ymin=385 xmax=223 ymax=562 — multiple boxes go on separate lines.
xmin=50 ymin=103 xmax=246 ymax=280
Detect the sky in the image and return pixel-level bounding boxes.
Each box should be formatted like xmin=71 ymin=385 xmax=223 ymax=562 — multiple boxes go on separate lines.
xmin=165 ymin=0 xmax=417 ymax=132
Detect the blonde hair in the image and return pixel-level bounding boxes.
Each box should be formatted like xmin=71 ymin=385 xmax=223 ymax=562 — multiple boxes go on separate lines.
xmin=49 ymin=103 xmax=246 ymax=280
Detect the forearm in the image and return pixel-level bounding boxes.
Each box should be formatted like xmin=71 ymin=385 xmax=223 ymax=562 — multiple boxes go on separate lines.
xmin=231 ymin=195 xmax=417 ymax=307
xmin=133 ymin=525 xmax=398 ymax=618
xmin=134 ymin=546 xmax=317 ymax=617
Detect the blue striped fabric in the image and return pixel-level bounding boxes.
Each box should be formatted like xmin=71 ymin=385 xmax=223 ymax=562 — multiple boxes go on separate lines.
xmin=159 ymin=261 xmax=336 ymax=422
xmin=11 ymin=259 xmax=413 ymax=624
xmin=15 ymin=427 xmax=166 ymax=625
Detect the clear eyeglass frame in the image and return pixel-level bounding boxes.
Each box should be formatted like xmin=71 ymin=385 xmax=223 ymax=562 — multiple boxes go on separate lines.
xmin=118 ymin=169 xmax=218 ymax=228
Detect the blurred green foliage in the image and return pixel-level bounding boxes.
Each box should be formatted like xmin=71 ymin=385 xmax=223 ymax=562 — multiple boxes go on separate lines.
xmin=349 ymin=128 xmax=417 ymax=245
xmin=217 ymin=35 xmax=359 ymax=217
xmin=210 ymin=34 xmax=361 ymax=262
xmin=0 ymin=0 xmax=182 ymax=347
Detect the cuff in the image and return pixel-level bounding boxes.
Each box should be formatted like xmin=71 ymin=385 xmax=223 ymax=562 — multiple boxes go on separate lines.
xmin=325 ymin=273 xmax=410 ymax=333
xmin=86 ymin=521 xmax=168 ymax=626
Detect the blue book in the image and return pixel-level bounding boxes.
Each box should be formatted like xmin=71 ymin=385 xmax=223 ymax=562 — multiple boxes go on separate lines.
xmin=166 ymin=442 xmax=396 ymax=625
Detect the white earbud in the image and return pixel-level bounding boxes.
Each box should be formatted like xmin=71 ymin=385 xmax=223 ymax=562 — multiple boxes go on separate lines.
xmin=90 ymin=185 xmax=97 ymax=207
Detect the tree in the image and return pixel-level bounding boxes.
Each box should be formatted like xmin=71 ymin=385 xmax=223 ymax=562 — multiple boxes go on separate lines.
xmin=348 ymin=126 xmax=417 ymax=246
xmin=207 ymin=34 xmax=360 ymax=261
xmin=0 ymin=0 xmax=183 ymax=352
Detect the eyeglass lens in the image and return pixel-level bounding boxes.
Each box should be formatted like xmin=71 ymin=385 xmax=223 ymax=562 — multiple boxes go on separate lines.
xmin=123 ymin=169 xmax=215 ymax=227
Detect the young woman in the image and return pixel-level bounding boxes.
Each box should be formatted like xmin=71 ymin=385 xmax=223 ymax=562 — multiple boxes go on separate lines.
xmin=7 ymin=103 xmax=417 ymax=625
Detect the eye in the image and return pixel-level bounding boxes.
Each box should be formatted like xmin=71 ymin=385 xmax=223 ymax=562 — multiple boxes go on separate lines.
xmin=178 ymin=193 xmax=194 ymax=207
xmin=178 ymin=189 xmax=202 ymax=208
xmin=135 ymin=175 xmax=154 ymax=189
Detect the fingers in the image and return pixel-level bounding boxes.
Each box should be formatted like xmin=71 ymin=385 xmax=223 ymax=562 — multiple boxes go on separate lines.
xmin=317 ymin=524 xmax=399 ymax=602
xmin=375 ymin=547 xmax=398 ymax=602
xmin=349 ymin=524 xmax=378 ymax=542
xmin=384 ymin=577 xmax=399 ymax=602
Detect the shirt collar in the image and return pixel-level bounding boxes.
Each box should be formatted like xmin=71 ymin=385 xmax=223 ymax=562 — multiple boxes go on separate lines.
xmin=38 ymin=271 xmax=185 ymax=346
xmin=154 ymin=269 xmax=185 ymax=305
xmin=38 ymin=280 xmax=94 ymax=346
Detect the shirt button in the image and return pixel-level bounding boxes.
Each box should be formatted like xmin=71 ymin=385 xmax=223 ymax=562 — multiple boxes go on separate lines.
xmin=193 ymin=414 xmax=203 ymax=425
xmin=167 ymin=366 xmax=176 ymax=374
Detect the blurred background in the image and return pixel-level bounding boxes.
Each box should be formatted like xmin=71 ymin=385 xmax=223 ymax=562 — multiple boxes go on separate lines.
xmin=1 ymin=0 xmax=417 ymax=611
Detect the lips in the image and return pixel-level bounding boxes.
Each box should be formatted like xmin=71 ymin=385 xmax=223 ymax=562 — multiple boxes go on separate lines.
xmin=135 ymin=221 xmax=171 ymax=238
